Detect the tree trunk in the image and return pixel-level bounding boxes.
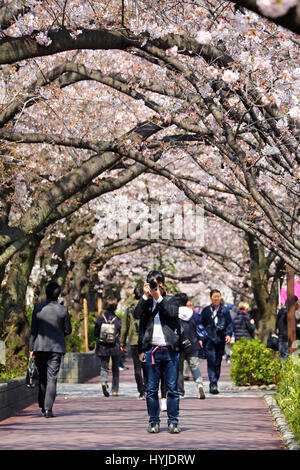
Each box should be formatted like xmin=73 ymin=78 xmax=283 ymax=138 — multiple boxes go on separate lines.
xmin=247 ymin=234 xmax=284 ymax=342
xmin=0 ymin=235 xmax=41 ymax=355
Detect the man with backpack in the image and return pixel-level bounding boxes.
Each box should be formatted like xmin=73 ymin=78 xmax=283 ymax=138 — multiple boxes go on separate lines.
xmin=94 ymin=298 xmax=122 ymax=397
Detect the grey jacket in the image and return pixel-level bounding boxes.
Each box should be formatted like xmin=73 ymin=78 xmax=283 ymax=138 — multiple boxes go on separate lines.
xmin=29 ymin=301 xmax=72 ymax=353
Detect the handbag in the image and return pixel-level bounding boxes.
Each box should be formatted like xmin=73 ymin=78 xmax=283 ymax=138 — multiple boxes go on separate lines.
xmin=267 ymin=331 xmax=279 ymax=351
xmin=25 ymin=357 xmax=39 ymax=388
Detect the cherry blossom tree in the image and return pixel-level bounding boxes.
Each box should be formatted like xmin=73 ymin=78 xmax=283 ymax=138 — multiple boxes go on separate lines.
xmin=0 ymin=1 xmax=299 ymax=351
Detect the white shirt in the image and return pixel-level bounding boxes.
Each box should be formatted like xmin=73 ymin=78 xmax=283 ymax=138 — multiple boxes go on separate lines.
xmin=143 ymin=294 xmax=166 ymax=346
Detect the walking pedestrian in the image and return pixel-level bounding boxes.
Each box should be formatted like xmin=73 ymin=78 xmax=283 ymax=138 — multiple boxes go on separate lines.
xmin=276 ymin=296 xmax=299 ymax=365
xmin=224 ymin=304 xmax=236 ymax=363
xmin=198 ymin=289 xmax=233 ymax=394
xmin=29 ymin=281 xmax=72 ymax=418
xmin=120 ymin=286 xmax=146 ymax=399
xmin=175 ymin=293 xmax=205 ymax=399
xmin=233 ymin=302 xmax=256 ymax=342
xmin=133 ymin=269 xmax=181 ymax=434
xmin=94 ymin=298 xmax=122 ymax=397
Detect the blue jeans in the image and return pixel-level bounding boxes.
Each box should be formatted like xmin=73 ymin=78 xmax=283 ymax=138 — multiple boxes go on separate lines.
xmin=145 ymin=346 xmax=180 ymax=425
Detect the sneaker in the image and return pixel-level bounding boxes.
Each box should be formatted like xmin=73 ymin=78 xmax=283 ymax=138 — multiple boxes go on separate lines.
xmin=102 ymin=382 xmax=110 ymax=397
xmin=147 ymin=423 xmax=160 ymax=433
xmin=160 ymin=398 xmax=167 ymax=412
xmin=112 ymin=392 xmax=118 ymax=397
xmin=168 ymin=423 xmax=181 ymax=434
xmin=198 ymin=384 xmax=206 ymax=399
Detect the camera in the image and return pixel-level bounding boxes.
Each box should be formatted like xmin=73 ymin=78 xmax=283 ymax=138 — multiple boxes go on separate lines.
xmin=216 ymin=324 xmax=225 ymax=333
xmin=149 ymin=280 xmax=158 ymax=291
xmin=182 ymin=338 xmax=192 ymax=350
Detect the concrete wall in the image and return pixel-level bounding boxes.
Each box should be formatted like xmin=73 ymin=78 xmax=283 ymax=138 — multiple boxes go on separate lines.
xmin=0 ymin=352 xmax=99 ymax=421
xmin=0 ymin=376 xmax=38 ymax=422
xmin=57 ymin=352 xmax=99 ymax=384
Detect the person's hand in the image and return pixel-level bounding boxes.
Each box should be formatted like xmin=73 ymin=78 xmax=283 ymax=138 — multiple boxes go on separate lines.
xmin=120 ymin=346 xmax=126 ymax=352
xmin=250 ymin=319 xmax=255 ymax=324
xmin=199 ymin=340 xmax=203 ymax=348
xmin=150 ymin=287 xmax=160 ymax=301
xmin=150 ymin=282 xmax=163 ymax=301
xmin=139 ymin=352 xmax=145 ymax=362
xmin=29 ymin=351 xmax=34 ymax=358
xmin=143 ymin=283 xmax=151 ymax=298
xmin=225 ymin=335 xmax=231 ymax=344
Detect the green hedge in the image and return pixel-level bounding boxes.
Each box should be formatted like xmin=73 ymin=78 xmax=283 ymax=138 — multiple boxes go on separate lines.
xmin=276 ymin=355 xmax=300 ymax=444
xmin=230 ymin=338 xmax=280 ymax=386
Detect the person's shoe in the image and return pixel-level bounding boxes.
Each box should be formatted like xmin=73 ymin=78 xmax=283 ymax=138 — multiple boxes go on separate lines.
xmin=147 ymin=423 xmax=160 ymax=433
xmin=137 ymin=394 xmax=145 ymax=400
xmin=102 ymin=382 xmax=110 ymax=397
xmin=160 ymin=398 xmax=167 ymax=412
xmin=198 ymin=384 xmax=206 ymax=399
xmin=44 ymin=410 xmax=54 ymax=418
xmin=209 ymin=386 xmax=219 ymax=395
xmin=112 ymin=392 xmax=118 ymax=397
xmin=41 ymin=408 xmax=46 ymax=415
xmin=168 ymin=423 xmax=181 ymax=434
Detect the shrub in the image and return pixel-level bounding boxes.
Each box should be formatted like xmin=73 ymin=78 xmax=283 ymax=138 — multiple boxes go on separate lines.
xmin=65 ymin=310 xmax=99 ymax=352
xmin=230 ymin=337 xmax=280 ymax=386
xmin=276 ymin=355 xmax=300 ymax=444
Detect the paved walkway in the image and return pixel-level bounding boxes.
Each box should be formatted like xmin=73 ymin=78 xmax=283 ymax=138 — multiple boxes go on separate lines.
xmin=0 ymin=359 xmax=285 ymax=450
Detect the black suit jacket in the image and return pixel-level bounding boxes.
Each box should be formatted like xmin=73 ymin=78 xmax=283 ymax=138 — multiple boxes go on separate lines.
xmin=133 ymin=293 xmax=180 ymax=353
xmin=29 ymin=300 xmax=72 ymax=353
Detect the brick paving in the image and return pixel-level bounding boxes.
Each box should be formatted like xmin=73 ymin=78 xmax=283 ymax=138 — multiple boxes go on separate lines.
xmin=0 ymin=359 xmax=285 ymax=450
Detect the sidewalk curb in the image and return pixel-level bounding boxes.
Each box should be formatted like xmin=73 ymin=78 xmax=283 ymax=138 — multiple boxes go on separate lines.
xmin=264 ymin=394 xmax=300 ymax=450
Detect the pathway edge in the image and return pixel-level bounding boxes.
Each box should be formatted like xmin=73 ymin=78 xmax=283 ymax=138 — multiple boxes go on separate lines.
xmin=264 ymin=394 xmax=300 ymax=450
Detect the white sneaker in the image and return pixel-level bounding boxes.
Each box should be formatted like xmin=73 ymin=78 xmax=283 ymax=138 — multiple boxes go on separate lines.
xmin=160 ymin=398 xmax=167 ymax=412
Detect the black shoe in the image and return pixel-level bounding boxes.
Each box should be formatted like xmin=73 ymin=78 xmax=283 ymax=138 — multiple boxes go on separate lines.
xmin=44 ymin=410 xmax=54 ymax=418
xmin=147 ymin=423 xmax=160 ymax=433
xmin=102 ymin=382 xmax=110 ymax=397
xmin=209 ymin=386 xmax=219 ymax=395
xmin=41 ymin=408 xmax=46 ymax=415
xmin=168 ymin=423 xmax=181 ymax=434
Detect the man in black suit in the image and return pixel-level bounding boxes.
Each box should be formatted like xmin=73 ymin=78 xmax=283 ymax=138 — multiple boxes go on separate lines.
xmin=133 ymin=270 xmax=181 ymax=434
xmin=29 ymin=281 xmax=72 ymax=418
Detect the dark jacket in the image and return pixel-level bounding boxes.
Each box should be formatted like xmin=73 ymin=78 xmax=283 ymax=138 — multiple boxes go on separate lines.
xmin=29 ymin=300 xmax=72 ymax=353
xmin=178 ymin=307 xmax=201 ymax=353
xmin=133 ymin=292 xmax=180 ymax=354
xmin=233 ymin=310 xmax=255 ymax=341
xmin=197 ymin=304 xmax=233 ymax=344
xmin=120 ymin=303 xmax=139 ymax=347
xmin=94 ymin=312 xmax=122 ymax=357
xmin=276 ymin=307 xmax=300 ymax=341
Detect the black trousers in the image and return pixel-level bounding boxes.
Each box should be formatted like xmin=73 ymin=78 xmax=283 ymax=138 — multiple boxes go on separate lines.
xmin=131 ymin=345 xmax=146 ymax=396
xmin=205 ymin=339 xmax=225 ymax=388
xmin=35 ymin=351 xmax=62 ymax=411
